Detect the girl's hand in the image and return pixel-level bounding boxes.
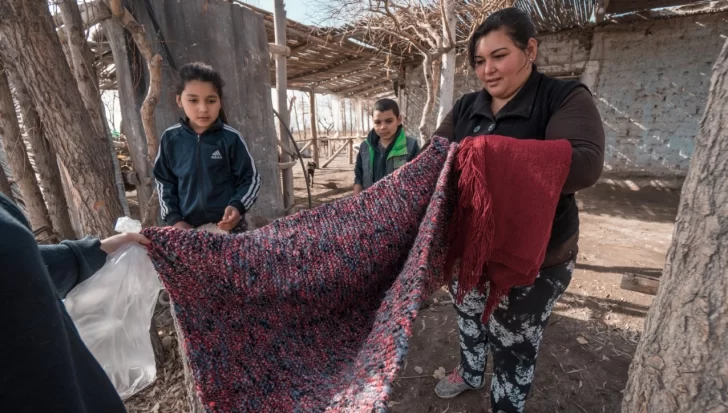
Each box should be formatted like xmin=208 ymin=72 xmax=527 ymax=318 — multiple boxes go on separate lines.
xmin=100 ymin=233 xmax=151 ymax=255
xmin=218 ymin=206 xmax=241 ymax=231
xmin=173 ymin=221 xmax=194 ymax=230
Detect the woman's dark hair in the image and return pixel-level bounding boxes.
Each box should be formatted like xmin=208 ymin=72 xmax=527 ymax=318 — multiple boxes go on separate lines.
xmin=175 ymin=62 xmax=228 ymax=123
xmin=373 ymin=98 xmax=400 ymax=117
xmin=467 ymin=7 xmax=537 ymax=69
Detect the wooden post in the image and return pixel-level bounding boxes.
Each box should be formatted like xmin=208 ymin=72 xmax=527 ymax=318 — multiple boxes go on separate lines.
xmin=309 ymin=88 xmax=319 ymax=165
xmin=348 ymin=137 xmax=354 ymax=164
xmin=331 ymin=95 xmax=342 ymax=135
xmin=620 ymin=273 xmax=660 ymax=296
xmin=353 ymin=98 xmax=362 ymax=135
xmin=273 ymin=0 xmax=294 ymax=213
xmin=399 ymin=66 xmax=408 ymax=122
xmin=322 ymin=141 xmax=349 ymax=168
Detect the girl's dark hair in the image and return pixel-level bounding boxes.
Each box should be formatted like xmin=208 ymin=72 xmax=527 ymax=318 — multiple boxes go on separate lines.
xmin=175 ymin=62 xmax=228 ymax=123
xmin=467 ymin=7 xmax=537 ymax=69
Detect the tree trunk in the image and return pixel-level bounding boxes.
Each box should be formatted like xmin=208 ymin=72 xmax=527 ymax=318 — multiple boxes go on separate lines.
xmin=0 ymin=0 xmax=124 ymax=237
xmin=0 ymin=63 xmax=52 ymax=231
xmin=418 ymin=54 xmax=434 ymax=144
xmin=621 ymin=38 xmax=728 ymax=413
xmin=0 ymin=153 xmax=12 ymax=199
xmin=107 ymin=0 xmax=163 ymax=227
xmin=58 ymin=0 xmax=129 ymax=218
xmin=103 ymin=18 xmax=152 ymax=218
xmin=437 ymin=0 xmax=457 ymax=126
xmin=8 ymin=70 xmax=76 ymax=240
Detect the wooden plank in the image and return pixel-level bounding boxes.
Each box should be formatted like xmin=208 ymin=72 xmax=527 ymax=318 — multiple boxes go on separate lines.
xmin=298 ymin=140 xmax=313 ymax=153
xmin=606 ymin=0 xmax=704 ymax=14
xmin=274 ymin=0 xmax=295 ymax=213
xmin=268 ymin=42 xmax=290 ymax=56
xmin=348 ymin=137 xmax=354 ymax=164
xmin=289 ymin=56 xmax=364 ymax=81
xmin=309 ymin=88 xmax=319 ymax=165
xmin=277 ymin=139 xmax=297 ymax=158
xmin=620 ymin=273 xmax=661 ymax=295
xmin=321 ymin=140 xmax=349 ymax=168
xmin=334 ymin=76 xmax=391 ymax=95
xmin=278 ymin=160 xmax=297 ymax=170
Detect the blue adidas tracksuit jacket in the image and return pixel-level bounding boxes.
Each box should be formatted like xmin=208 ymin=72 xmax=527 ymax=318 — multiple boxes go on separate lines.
xmin=153 ymin=118 xmax=260 ymax=227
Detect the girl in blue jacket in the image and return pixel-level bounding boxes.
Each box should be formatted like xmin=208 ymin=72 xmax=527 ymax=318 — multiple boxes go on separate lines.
xmin=154 ymin=62 xmax=260 ymax=233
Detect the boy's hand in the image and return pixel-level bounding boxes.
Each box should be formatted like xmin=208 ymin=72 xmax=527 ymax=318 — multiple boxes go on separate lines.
xmin=218 ymin=206 xmax=241 ymax=231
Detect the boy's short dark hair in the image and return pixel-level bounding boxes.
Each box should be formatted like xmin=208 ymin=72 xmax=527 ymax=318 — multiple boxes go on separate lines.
xmin=373 ymin=98 xmax=400 ymax=117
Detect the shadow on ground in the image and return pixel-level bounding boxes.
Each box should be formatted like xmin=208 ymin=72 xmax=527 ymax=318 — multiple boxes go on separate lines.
xmin=390 ymin=290 xmax=640 ymax=413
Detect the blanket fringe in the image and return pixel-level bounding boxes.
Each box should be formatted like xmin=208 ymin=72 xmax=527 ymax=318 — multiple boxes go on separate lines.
xmin=445 ymin=137 xmax=494 ymax=304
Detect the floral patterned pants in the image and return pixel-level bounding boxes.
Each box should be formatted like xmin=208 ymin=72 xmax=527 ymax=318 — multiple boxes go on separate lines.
xmin=449 ymin=260 xmax=575 ymax=413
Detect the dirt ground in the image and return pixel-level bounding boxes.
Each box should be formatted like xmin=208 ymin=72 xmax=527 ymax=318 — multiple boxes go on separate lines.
xmin=125 ymin=153 xmax=680 ymax=413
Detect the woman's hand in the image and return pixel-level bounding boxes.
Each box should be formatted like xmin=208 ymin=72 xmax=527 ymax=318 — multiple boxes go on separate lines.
xmin=173 ymin=221 xmax=194 ymax=230
xmin=100 ymin=233 xmax=151 ymax=255
xmin=218 ymin=206 xmax=241 ymax=231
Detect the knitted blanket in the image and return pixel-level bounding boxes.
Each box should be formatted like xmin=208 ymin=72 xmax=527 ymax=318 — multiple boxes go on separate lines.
xmin=142 ymin=137 xmax=456 ymax=412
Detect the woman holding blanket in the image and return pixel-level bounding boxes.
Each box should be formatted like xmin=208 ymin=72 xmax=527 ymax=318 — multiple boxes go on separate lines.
xmin=433 ymin=8 xmax=605 ymax=412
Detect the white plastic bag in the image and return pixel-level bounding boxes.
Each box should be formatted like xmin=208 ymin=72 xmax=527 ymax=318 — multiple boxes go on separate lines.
xmin=64 ymin=243 xmax=162 ymax=399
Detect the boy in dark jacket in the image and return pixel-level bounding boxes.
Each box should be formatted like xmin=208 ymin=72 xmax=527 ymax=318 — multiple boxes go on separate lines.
xmin=354 ymin=99 xmax=420 ymax=195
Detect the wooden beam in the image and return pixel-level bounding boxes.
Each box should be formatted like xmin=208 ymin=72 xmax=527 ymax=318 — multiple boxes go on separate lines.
xmin=362 ymin=86 xmax=396 ymax=99
xmin=289 ymin=56 xmax=366 ymax=81
xmin=261 ymin=19 xmax=405 ymax=64
xmin=348 ymin=137 xmax=354 ymax=164
xmin=278 ymin=160 xmax=297 ymax=170
xmin=606 ymin=0 xmax=704 ymax=14
xmin=334 ymin=77 xmax=390 ymax=95
xmin=268 ymin=43 xmax=290 ymax=56
xmin=311 ymin=66 xmax=377 ymax=87
xmin=321 ymin=140 xmax=349 ymax=168
xmin=620 ymin=273 xmax=660 ymax=295
xmin=274 ymin=0 xmax=295 ymax=213
xmin=298 ymin=139 xmax=313 ymax=153
xmin=277 ymin=139 xmax=297 ymax=158
xmin=309 ymin=88 xmax=320 ymax=165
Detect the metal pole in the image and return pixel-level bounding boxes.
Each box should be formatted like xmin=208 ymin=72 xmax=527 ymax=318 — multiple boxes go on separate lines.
xmin=273 ymin=0 xmax=295 ymax=213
